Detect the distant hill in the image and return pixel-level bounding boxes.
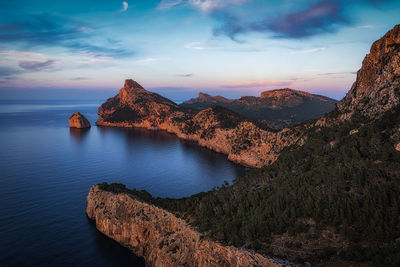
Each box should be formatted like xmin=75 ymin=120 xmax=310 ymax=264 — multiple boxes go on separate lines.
xmin=181 ymin=89 xmax=337 ymax=129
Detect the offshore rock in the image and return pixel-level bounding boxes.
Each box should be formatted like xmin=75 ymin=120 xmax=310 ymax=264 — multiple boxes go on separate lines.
xmin=86 ymin=185 xmax=283 ymax=267
xmin=68 ymin=112 xmax=91 ymax=128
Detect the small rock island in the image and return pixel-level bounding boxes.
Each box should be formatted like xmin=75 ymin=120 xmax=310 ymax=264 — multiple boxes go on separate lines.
xmin=69 ymin=112 xmax=91 ymax=129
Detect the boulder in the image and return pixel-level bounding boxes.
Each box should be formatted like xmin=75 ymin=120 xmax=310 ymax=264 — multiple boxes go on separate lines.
xmin=69 ymin=112 xmax=91 ymax=129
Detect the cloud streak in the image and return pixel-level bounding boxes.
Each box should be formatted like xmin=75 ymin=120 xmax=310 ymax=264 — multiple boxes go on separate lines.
xmin=18 ymin=59 xmax=56 ymax=71
xmin=177 ymin=73 xmax=193 ymax=77
xmin=158 ymin=0 xmax=183 ymax=10
xmin=221 ymin=80 xmax=292 ymax=88
xmin=212 ymin=0 xmax=389 ymax=41
xmin=266 ymin=0 xmax=349 ymax=38
xmin=0 ymin=14 xmax=134 ymax=58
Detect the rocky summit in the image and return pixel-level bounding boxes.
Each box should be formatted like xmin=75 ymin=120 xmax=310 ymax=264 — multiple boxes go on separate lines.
xmin=68 ymin=112 xmax=91 ymax=129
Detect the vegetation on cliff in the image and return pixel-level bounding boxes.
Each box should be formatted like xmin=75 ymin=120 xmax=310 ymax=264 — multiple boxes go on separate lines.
xmin=100 ymin=105 xmax=400 ymax=265
xmin=95 ymin=25 xmax=400 ymax=266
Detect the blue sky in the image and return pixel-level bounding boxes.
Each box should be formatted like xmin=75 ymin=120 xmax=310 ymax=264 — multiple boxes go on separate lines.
xmin=0 ymin=0 xmax=399 ymax=100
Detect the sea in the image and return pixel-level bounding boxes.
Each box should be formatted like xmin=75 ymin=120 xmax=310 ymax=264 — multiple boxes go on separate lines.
xmin=0 ymin=99 xmax=246 ymax=266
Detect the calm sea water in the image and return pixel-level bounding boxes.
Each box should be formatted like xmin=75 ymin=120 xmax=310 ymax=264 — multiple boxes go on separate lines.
xmin=0 ymin=99 xmax=246 ymax=266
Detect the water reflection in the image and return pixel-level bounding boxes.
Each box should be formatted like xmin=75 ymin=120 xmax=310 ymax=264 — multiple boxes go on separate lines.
xmin=86 ymin=218 xmax=145 ymax=266
xmin=69 ymin=127 xmax=90 ymax=143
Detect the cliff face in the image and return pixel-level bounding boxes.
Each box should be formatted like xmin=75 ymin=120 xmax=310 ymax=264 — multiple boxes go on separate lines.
xmin=86 ymin=185 xmax=283 ymax=267
xmin=97 ymin=82 xmax=305 ymax=168
xmin=68 ymin=112 xmax=91 ymax=128
xmin=331 ymin=24 xmax=400 ymax=122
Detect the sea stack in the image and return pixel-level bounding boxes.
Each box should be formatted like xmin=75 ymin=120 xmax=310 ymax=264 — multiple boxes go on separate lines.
xmin=69 ymin=112 xmax=91 ymax=129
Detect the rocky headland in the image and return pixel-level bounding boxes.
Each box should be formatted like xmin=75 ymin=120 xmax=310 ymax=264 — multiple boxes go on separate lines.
xmin=86 ymin=185 xmax=285 ymax=267
xmin=69 ymin=112 xmax=91 ymax=128
xmin=96 ymin=80 xmax=307 ymax=168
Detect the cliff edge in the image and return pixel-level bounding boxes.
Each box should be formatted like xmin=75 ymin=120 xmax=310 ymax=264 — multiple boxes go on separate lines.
xmin=86 ymin=185 xmax=285 ymax=267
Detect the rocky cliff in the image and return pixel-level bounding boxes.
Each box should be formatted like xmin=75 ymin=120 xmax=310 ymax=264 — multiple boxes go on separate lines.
xmin=68 ymin=112 xmax=91 ymax=128
xmin=86 ymin=185 xmax=284 ymax=267
xmin=97 ymin=81 xmax=306 ymax=168
xmin=323 ymin=24 xmax=400 ymax=124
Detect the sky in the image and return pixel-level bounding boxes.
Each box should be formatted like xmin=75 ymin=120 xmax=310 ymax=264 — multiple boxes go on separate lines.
xmin=0 ymin=0 xmax=399 ymax=100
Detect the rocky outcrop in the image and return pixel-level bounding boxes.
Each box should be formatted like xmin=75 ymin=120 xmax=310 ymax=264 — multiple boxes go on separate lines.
xmin=68 ymin=112 xmax=91 ymax=128
xmin=97 ymin=80 xmax=306 ymax=168
xmin=183 ymin=92 xmax=232 ymax=105
xmin=332 ymin=24 xmax=400 ymax=122
xmin=86 ymin=185 xmax=284 ymax=267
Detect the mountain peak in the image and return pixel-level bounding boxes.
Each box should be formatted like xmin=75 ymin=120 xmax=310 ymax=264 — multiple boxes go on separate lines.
xmin=124 ymin=79 xmax=145 ymax=91
xmin=260 ymin=88 xmax=312 ymax=99
xmin=336 ymin=24 xmax=400 ymax=120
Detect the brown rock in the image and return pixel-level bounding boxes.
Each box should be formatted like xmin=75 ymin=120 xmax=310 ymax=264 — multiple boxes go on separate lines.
xmin=68 ymin=112 xmax=91 ymax=129
xmin=86 ymin=185 xmax=283 ymax=267
xmin=334 ymin=24 xmax=400 ymax=121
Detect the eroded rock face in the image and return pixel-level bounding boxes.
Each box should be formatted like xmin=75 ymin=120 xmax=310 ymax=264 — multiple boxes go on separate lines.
xmin=86 ymin=185 xmax=283 ymax=267
xmin=97 ymin=80 xmax=305 ymax=167
xmin=335 ymin=24 xmax=400 ymax=121
xmin=68 ymin=112 xmax=91 ymax=128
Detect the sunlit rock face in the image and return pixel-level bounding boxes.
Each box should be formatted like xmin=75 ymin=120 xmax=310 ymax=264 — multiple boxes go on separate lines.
xmin=86 ymin=185 xmax=283 ymax=267
xmin=96 ymin=79 xmax=306 ymax=168
xmin=336 ymin=24 xmax=400 ymax=120
xmin=68 ymin=112 xmax=91 ymax=129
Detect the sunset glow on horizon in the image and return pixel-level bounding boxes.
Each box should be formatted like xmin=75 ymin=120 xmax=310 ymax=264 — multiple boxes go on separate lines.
xmin=0 ymin=0 xmax=399 ymax=100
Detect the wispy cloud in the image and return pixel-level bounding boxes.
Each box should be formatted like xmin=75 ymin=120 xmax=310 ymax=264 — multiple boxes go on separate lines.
xmin=177 ymin=73 xmax=193 ymax=77
xmin=317 ymin=71 xmax=357 ymax=79
xmin=0 ymin=14 xmax=134 ymax=58
xmin=189 ymin=0 xmax=250 ymax=13
xmin=291 ymin=47 xmax=326 ymax=54
xmin=134 ymin=57 xmax=169 ymax=64
xmin=0 ymin=66 xmax=21 ymax=78
xmin=71 ymin=77 xmax=90 ymax=81
xmin=120 ymin=1 xmax=129 ymax=12
xmin=221 ymin=80 xmax=292 ymax=88
xmin=185 ymin=42 xmax=205 ymax=50
xmin=18 ymin=59 xmax=56 ymax=71
xmin=157 ymin=0 xmax=249 ymax=12
xmin=157 ymin=0 xmax=183 ymax=10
